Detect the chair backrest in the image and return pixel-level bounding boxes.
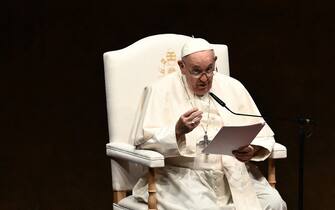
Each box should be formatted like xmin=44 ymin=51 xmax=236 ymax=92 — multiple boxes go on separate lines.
xmin=104 ymin=34 xmax=230 ymax=191
xmin=103 ymin=34 xmax=230 ymax=146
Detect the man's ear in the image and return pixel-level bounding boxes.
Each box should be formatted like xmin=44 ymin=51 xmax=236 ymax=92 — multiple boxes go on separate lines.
xmin=178 ymin=60 xmax=186 ymax=75
xmin=214 ymin=56 xmax=217 ymax=61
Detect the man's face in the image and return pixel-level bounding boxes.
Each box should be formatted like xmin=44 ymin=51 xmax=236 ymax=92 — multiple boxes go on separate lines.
xmin=178 ymin=50 xmax=217 ymax=96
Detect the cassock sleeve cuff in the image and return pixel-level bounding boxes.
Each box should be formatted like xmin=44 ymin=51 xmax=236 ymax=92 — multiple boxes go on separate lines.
xmin=250 ymin=136 xmax=275 ymax=161
xmin=139 ymin=124 xmax=184 ymax=157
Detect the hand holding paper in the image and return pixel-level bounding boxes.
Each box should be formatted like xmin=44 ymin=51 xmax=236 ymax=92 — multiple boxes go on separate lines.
xmin=232 ymin=145 xmax=257 ymax=162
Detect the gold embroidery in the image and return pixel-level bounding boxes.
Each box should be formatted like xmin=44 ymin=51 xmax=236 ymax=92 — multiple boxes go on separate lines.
xmin=159 ymin=50 xmax=178 ymax=76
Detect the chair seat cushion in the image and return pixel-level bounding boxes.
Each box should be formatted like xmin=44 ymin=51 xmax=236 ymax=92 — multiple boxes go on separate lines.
xmin=114 ymin=195 xmax=236 ymax=210
xmin=115 ymin=195 xmax=148 ymax=210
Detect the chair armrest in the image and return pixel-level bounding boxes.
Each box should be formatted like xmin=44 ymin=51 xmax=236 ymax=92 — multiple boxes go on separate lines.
xmin=106 ymin=142 xmax=165 ymax=168
xmin=269 ymin=142 xmax=287 ymax=159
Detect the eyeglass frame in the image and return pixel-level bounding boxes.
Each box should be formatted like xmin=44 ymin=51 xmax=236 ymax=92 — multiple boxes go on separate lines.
xmin=181 ymin=60 xmax=218 ymax=79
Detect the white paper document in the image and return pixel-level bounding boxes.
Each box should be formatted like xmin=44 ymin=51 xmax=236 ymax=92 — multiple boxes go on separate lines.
xmin=202 ymin=122 xmax=265 ymax=156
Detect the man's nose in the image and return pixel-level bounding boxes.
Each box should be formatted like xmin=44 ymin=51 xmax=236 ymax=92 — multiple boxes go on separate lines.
xmin=199 ymin=73 xmax=209 ymax=82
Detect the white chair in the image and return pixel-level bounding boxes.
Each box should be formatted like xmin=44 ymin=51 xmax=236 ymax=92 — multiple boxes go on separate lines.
xmin=103 ymin=34 xmax=287 ymax=210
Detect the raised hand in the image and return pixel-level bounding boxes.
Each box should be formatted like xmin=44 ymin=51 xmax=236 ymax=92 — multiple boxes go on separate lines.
xmin=175 ymin=108 xmax=203 ymax=138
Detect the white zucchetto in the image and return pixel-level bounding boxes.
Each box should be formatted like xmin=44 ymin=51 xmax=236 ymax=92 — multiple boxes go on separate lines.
xmin=181 ymin=38 xmax=214 ymax=58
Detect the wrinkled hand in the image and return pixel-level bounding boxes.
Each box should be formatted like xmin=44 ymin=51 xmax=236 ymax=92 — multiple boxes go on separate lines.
xmin=175 ymin=108 xmax=203 ymax=138
xmin=232 ymin=145 xmax=257 ymax=162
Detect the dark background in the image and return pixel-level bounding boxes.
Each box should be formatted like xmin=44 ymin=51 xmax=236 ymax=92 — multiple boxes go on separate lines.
xmin=2 ymin=0 xmax=334 ymax=209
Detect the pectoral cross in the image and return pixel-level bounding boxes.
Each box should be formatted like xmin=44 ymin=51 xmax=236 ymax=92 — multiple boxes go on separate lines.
xmin=204 ymin=131 xmax=209 ymax=147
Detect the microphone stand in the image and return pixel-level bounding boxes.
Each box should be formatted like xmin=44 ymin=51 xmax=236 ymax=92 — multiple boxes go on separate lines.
xmin=297 ymin=118 xmax=313 ymax=210
xmin=209 ymin=92 xmax=314 ymax=210
xmin=298 ymin=123 xmax=305 ymax=210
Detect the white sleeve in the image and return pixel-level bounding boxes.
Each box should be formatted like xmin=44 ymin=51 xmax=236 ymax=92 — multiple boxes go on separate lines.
xmin=235 ymin=80 xmax=276 ymax=161
xmin=130 ymin=86 xmax=186 ymax=157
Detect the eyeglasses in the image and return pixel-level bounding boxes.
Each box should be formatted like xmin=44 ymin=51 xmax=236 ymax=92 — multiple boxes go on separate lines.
xmin=188 ymin=66 xmax=218 ymax=79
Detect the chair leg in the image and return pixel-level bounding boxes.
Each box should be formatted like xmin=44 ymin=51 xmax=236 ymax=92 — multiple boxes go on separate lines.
xmin=113 ymin=191 xmax=127 ymax=203
xmin=148 ymin=167 xmax=157 ymax=210
xmin=268 ymin=158 xmax=276 ymax=188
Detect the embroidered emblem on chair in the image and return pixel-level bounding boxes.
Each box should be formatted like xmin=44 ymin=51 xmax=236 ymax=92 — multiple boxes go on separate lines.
xmin=159 ymin=50 xmax=178 ymax=76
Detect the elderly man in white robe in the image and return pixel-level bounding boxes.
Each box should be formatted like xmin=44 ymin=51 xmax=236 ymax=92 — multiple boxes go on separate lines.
xmin=131 ymin=38 xmax=287 ymax=210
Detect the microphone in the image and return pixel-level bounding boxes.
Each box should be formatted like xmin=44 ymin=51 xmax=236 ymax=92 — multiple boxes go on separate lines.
xmin=209 ymin=92 xmax=263 ymax=118
xmin=209 ymin=92 xmax=315 ymax=125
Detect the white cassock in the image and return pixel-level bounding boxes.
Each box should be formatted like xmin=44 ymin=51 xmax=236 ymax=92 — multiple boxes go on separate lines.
xmin=130 ymin=71 xmax=286 ymax=210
